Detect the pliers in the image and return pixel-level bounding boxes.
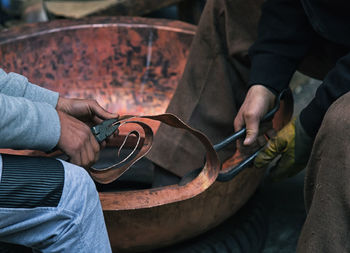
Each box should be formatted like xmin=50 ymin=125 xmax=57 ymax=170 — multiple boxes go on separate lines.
xmin=91 ymin=118 xmax=120 ymax=143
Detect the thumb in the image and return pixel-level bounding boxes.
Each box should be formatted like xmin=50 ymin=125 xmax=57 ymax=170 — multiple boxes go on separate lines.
xmin=91 ymin=101 xmax=119 ymax=120
xmin=243 ymin=115 xmax=260 ymax=146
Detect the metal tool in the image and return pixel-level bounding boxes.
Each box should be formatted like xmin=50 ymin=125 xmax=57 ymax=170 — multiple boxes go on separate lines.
xmin=91 ymin=118 xmax=120 ymax=143
xmin=216 ymin=89 xmax=288 ymax=182
xmin=180 ymin=89 xmax=289 ymax=185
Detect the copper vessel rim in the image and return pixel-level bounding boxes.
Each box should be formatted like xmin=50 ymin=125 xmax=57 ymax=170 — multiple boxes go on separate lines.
xmin=0 ymin=17 xmax=196 ymax=45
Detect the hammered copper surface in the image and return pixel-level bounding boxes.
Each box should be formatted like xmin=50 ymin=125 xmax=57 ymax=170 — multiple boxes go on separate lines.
xmin=0 ymin=16 xmax=195 ymax=132
xmin=0 ymin=17 xmax=292 ymax=252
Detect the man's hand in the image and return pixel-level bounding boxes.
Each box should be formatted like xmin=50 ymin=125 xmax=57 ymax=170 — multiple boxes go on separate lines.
xmin=234 ymin=85 xmax=276 ymax=145
xmin=56 ymin=97 xmax=119 ymax=168
xmin=254 ymin=116 xmax=313 ymax=181
xmin=57 ymin=111 xmax=100 ymax=168
xmin=56 ymin=97 xmax=119 ymax=126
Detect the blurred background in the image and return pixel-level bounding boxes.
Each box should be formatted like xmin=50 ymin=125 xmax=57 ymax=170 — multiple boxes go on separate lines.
xmin=0 ymin=0 xmax=205 ymax=27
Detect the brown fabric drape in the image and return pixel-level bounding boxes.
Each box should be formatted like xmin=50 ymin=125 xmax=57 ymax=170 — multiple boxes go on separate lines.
xmin=147 ymin=0 xmax=264 ymax=177
xmin=297 ymin=91 xmax=350 ymax=252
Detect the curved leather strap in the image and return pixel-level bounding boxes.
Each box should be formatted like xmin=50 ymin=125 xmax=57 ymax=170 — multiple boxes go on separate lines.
xmin=88 ymin=113 xmax=220 ymax=185
xmin=88 ymin=118 xmax=153 ymax=184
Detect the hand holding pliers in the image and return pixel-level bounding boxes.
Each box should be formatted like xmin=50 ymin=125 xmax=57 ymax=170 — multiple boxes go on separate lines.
xmin=91 ymin=118 xmax=120 ymax=143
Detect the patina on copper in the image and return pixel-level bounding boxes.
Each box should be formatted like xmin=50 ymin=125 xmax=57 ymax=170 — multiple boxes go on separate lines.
xmin=0 ymin=17 xmax=293 ymax=252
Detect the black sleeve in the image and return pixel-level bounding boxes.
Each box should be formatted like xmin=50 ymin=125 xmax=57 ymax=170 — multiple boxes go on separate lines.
xmin=300 ymin=52 xmax=350 ymax=137
xmin=249 ymin=0 xmax=316 ymax=94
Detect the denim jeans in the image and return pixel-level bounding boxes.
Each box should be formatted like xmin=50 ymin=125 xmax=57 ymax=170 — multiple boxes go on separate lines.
xmin=0 ymin=155 xmax=112 ymax=252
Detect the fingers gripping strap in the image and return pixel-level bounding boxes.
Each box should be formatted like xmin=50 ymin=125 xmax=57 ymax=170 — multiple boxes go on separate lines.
xmin=0 ymin=155 xmax=64 ymax=208
xmin=88 ymin=113 xmax=221 ymax=184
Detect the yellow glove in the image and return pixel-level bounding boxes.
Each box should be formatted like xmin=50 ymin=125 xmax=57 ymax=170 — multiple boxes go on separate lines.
xmin=254 ymin=116 xmax=313 ymax=181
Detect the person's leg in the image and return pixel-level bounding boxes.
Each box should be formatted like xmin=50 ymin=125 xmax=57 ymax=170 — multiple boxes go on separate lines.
xmin=0 ymin=154 xmax=111 ymax=253
xmin=296 ymin=92 xmax=350 ymax=252
xmin=147 ymin=0 xmax=264 ymax=177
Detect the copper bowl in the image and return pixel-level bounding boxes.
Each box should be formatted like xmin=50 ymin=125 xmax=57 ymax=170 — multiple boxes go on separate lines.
xmin=0 ymin=17 xmax=292 ymax=252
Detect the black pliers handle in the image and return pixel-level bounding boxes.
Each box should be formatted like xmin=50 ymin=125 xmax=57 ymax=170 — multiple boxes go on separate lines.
xmin=91 ymin=118 xmax=120 ymax=143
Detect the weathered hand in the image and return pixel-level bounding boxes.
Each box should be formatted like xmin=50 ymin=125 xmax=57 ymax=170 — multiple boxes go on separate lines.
xmin=254 ymin=116 xmax=313 ymax=181
xmin=234 ymin=85 xmax=276 ymax=145
xmin=56 ymin=97 xmax=119 ymax=126
xmin=57 ymin=111 xmax=100 ymax=168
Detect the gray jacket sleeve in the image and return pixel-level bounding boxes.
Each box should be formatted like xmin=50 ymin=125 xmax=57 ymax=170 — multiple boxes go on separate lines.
xmin=0 ymin=69 xmax=61 ymax=151
xmin=0 ymin=69 xmax=59 ymax=107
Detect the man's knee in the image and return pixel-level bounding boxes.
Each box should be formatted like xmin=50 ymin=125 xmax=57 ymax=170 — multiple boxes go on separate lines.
xmin=59 ymin=160 xmax=100 ymax=214
xmin=71 ymin=164 xmax=99 ymax=201
xmin=78 ymin=167 xmax=99 ymax=202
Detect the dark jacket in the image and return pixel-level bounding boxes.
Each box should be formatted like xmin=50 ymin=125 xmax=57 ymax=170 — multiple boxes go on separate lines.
xmin=249 ymin=0 xmax=350 ymax=137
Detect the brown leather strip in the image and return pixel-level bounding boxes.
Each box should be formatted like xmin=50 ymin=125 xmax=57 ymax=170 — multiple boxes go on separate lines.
xmin=88 ymin=120 xmax=153 ymax=184
xmin=88 ymin=113 xmax=220 ymax=184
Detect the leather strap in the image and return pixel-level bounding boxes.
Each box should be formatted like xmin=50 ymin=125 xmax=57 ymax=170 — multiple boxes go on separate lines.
xmin=88 ymin=113 xmax=220 ymax=184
